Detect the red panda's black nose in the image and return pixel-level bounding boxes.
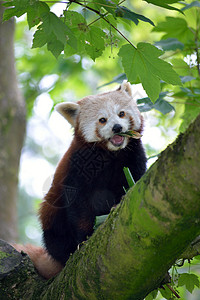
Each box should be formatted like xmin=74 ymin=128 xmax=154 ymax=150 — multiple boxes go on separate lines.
xmin=112 ymin=124 xmax=122 ymax=133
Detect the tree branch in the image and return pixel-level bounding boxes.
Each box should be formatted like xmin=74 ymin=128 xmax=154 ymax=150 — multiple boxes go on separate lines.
xmin=181 ymin=235 xmax=200 ymax=260
xmin=1 ymin=114 xmax=200 ymax=299
xmin=0 ymin=240 xmax=43 ymax=299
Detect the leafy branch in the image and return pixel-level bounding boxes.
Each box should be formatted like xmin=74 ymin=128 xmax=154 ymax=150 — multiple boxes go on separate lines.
xmin=2 ymin=0 xmax=183 ymax=101
xmin=73 ymin=0 xmax=136 ymax=48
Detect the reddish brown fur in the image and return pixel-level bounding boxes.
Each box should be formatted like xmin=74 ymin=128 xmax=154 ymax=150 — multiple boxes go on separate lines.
xmin=95 ymin=126 xmax=102 ymax=140
xmin=39 ymin=131 xmax=93 ymax=230
xmin=39 ymin=138 xmax=81 ymax=230
xmin=139 ymin=115 xmax=144 ymax=133
xmin=12 ymin=244 xmax=63 ymax=279
xmin=129 ymin=116 xmax=135 ymax=129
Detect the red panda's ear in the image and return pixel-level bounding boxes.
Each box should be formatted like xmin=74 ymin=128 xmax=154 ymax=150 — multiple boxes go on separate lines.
xmin=118 ymin=81 xmax=132 ymax=97
xmin=55 ymin=102 xmax=80 ymax=127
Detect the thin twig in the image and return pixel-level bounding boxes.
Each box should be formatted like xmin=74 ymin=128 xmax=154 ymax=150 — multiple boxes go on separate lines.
xmin=45 ymin=0 xmax=135 ymax=48
xmin=166 ymin=284 xmax=180 ymax=299
xmin=88 ymin=0 xmax=126 ymax=26
xmin=106 ymin=19 xmax=136 ymax=48
xmin=45 ymin=1 xmax=69 ymax=3
xmin=88 ymin=2 xmax=121 ymax=8
xmin=45 ymin=0 xmax=125 ymax=7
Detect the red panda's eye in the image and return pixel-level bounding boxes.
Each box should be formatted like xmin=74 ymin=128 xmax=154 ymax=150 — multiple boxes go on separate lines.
xmin=99 ymin=117 xmax=107 ymax=124
xmin=119 ymin=111 xmax=125 ymax=118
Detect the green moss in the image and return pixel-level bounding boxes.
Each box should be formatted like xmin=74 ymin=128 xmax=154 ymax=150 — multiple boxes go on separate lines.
xmin=0 ymin=252 xmax=11 ymax=260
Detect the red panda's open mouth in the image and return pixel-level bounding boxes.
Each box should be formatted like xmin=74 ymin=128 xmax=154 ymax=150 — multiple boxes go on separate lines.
xmin=109 ymin=135 xmax=125 ymax=147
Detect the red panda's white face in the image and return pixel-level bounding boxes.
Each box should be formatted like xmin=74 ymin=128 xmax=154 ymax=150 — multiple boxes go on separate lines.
xmin=55 ymin=81 xmax=143 ymax=151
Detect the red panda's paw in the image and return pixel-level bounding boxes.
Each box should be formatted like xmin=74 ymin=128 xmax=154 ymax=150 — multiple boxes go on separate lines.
xmin=12 ymin=244 xmax=63 ymax=279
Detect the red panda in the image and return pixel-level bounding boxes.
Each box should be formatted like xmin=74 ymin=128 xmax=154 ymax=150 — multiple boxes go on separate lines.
xmin=14 ymin=81 xmax=147 ymax=279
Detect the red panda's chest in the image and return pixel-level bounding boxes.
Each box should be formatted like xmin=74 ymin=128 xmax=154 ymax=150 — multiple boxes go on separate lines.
xmin=63 ymin=146 xmax=125 ymax=215
xmin=60 ymin=139 xmax=144 ymax=215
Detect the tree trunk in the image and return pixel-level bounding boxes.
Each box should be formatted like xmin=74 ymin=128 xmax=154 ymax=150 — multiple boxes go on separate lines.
xmin=0 ymin=113 xmax=200 ymax=300
xmin=0 ymin=3 xmax=26 ymax=242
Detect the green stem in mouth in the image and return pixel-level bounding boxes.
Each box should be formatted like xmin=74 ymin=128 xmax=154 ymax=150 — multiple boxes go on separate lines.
xmin=118 ymin=130 xmax=142 ymax=139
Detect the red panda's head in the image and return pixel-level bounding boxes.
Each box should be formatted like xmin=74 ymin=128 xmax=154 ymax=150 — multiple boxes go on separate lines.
xmin=55 ymin=81 xmax=143 ymax=151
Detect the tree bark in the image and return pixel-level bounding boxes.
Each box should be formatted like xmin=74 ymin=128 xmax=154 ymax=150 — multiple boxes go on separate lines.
xmin=0 ymin=113 xmax=200 ymax=300
xmin=0 ymin=3 xmax=26 ymax=242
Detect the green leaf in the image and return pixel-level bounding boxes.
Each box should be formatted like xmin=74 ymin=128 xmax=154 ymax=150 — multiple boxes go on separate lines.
xmin=3 ymin=3 xmax=77 ymax=58
xmin=84 ymin=26 xmax=106 ymax=61
xmin=32 ymin=14 xmax=77 ymax=58
xmin=182 ymin=1 xmax=200 ymax=11
xmin=27 ymin=2 xmax=50 ymax=29
xmin=32 ymin=28 xmax=48 ymax=48
xmin=178 ymin=273 xmax=200 ymax=293
xmin=153 ymin=17 xmax=194 ymax=44
xmin=154 ymin=95 xmax=175 ymax=114
xmin=3 ymin=0 xmax=31 ymax=10
xmin=31 ymin=11 xmax=77 ymax=57
xmin=143 ymin=0 xmax=183 ymax=12
xmin=64 ymin=44 xmax=77 ymax=58
xmin=115 ymin=6 xmax=154 ymax=26
xmin=64 ymin=10 xmax=86 ymax=29
xmin=2 ymin=1 xmax=14 ymax=7
xmin=64 ymin=18 xmax=105 ymax=61
xmin=154 ymin=38 xmax=184 ymax=51
xmin=137 ymin=92 xmax=175 ymax=114
xmin=3 ymin=7 xmax=26 ymax=21
xmin=32 ymin=25 xmax=65 ymax=58
xmin=94 ymin=214 xmax=108 ymax=230
xmin=123 ymin=167 xmax=135 ymax=188
xmin=47 ymin=37 xmax=64 ymax=58
xmin=42 ymin=12 xmax=66 ymax=45
xmin=170 ymin=58 xmax=190 ymax=76
xmin=180 ymin=76 xmax=196 ymax=83
xmin=3 ymin=0 xmax=34 ymax=21
xmin=137 ymin=97 xmax=154 ymax=112
xmin=145 ymin=289 xmax=158 ymax=300
xmin=64 ymin=11 xmax=87 ymax=57
xmin=118 ymin=43 xmax=181 ymax=101
xmin=42 ymin=12 xmax=77 ymax=50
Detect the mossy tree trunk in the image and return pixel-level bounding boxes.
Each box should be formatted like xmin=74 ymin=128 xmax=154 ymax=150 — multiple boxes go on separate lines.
xmin=0 ymin=3 xmax=26 ymax=242
xmin=1 ymin=114 xmax=200 ymax=300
